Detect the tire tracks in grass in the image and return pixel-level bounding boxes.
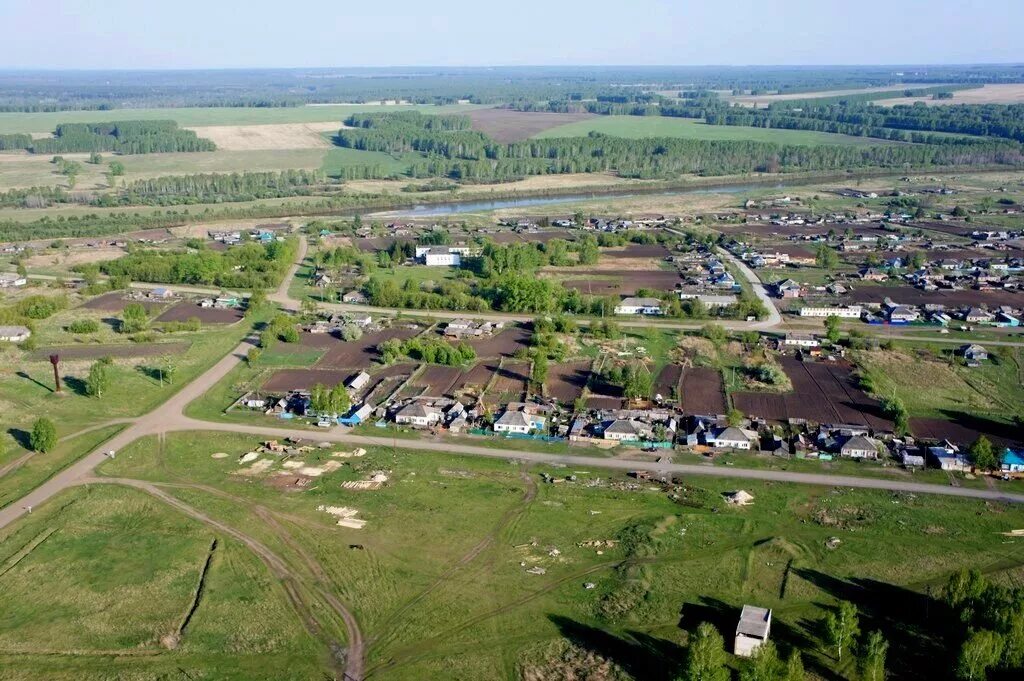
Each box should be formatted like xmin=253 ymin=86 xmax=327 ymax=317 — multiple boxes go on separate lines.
xmin=86 ymin=477 xmax=364 ymax=681
xmin=367 ymin=470 xmax=537 ymax=654
xmin=367 ymin=534 xmax=760 ymax=676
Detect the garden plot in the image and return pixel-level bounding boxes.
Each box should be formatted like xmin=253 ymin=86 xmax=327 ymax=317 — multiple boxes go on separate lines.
xmin=680 ymin=367 xmax=727 ymax=415
xmin=546 ymin=361 xmax=591 ymax=404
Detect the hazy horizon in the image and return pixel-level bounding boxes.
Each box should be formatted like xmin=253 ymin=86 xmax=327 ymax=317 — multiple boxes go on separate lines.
xmin=2 ymin=0 xmax=1021 ymax=70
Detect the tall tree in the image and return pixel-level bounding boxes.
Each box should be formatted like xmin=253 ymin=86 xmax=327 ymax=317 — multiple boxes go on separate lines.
xmin=683 ymin=622 xmax=729 ymax=681
xmin=85 ymin=360 xmax=111 ymax=398
xmin=823 ymin=600 xmax=859 ymax=662
xmin=740 ymin=641 xmax=783 ymax=681
xmin=969 ymin=436 xmax=997 ymax=471
xmin=957 ymin=630 xmax=1003 ymax=681
xmin=531 ymin=354 xmax=548 ymax=391
xmin=860 ymin=631 xmax=888 ymax=681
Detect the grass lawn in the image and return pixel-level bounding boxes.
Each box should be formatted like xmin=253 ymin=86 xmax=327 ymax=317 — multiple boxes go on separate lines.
xmin=533 ymin=116 xmax=896 ymax=147
xmin=0 ymin=484 xmax=325 ymax=680
xmin=0 ymin=424 xmax=125 ymax=511
xmin=0 ymin=104 xmax=484 ymax=135
xmin=71 ymin=430 xmax=1024 ymax=680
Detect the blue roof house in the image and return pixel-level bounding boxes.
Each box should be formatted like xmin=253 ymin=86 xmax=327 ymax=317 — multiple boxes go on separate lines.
xmin=1001 ymin=449 xmax=1024 ymax=474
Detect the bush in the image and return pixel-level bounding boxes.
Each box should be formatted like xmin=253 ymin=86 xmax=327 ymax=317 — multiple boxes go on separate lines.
xmin=29 ymin=417 xmax=57 ymax=453
xmin=67 ymin=319 xmax=100 ymax=334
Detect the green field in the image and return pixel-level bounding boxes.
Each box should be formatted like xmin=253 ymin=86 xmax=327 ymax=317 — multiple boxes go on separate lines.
xmin=11 ymin=430 xmax=1008 ymax=679
xmin=320 ymin=146 xmax=422 ymax=178
xmin=534 ymin=115 xmax=895 ymax=146
xmin=0 ymin=484 xmax=325 ymax=679
xmin=0 ymin=103 xmax=484 ymax=135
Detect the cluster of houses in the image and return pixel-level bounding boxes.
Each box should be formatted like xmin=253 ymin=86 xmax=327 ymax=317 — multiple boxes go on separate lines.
xmin=208 ymin=227 xmax=281 ymax=247
xmin=614 ymin=248 xmax=744 ymax=316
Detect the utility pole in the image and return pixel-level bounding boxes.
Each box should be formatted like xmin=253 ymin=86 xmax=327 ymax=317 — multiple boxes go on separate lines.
xmin=49 ymin=354 xmax=62 ymax=393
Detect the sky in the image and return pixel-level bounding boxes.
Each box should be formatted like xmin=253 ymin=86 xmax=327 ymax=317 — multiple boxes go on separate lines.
xmin=0 ymin=0 xmax=1021 ymax=70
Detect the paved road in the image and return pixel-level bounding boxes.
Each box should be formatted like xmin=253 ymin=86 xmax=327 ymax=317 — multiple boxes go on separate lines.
xmin=155 ymin=418 xmax=1024 ymax=504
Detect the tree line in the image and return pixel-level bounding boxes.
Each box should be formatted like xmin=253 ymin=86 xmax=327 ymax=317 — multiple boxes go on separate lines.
xmin=334 ymin=111 xmax=1024 ymax=183
xmin=26 ymin=120 xmax=216 ymax=154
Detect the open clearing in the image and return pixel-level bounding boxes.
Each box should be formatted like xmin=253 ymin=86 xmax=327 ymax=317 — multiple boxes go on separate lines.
xmin=723 ymin=84 xmax=955 ymax=107
xmin=464 ymin=108 xmax=597 ymax=142
xmin=533 ymin=115 xmax=892 ymax=146
xmin=0 ymin=103 xmax=483 ymax=135
xmin=56 ymin=430 xmax=1024 ymax=680
xmin=878 ymin=83 xmax=1024 ymax=106
xmin=184 ymin=123 xmax=339 ymax=150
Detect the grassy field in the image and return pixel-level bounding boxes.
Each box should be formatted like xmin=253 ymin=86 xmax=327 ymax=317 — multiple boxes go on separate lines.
xmin=0 ymin=296 xmax=258 ymax=441
xmin=320 ymin=146 xmax=422 ymax=179
xmin=35 ymin=430 xmax=1020 ymax=680
xmin=0 ymin=484 xmax=326 ymax=680
xmin=855 ymin=346 xmax=1024 ymax=427
xmin=534 ymin=115 xmax=894 ymax=146
xmin=0 ymin=104 xmax=484 ymax=135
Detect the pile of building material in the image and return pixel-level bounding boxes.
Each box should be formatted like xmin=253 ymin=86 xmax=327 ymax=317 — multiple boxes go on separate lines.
xmin=333 ymin=448 xmax=367 ymax=459
xmin=317 ymin=505 xmax=367 ymax=529
xmin=341 ymin=471 xmax=389 ymax=491
xmin=725 ymin=490 xmax=755 ymax=506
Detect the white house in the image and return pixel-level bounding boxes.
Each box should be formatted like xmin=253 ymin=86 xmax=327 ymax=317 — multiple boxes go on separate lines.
xmin=614 ymin=297 xmax=663 ymax=316
xmin=0 ymin=325 xmax=31 ymax=342
xmin=839 ymin=435 xmax=880 ymax=459
xmin=415 ymin=245 xmax=477 ymax=266
xmin=782 ymin=333 xmax=820 ymax=348
xmin=706 ymin=426 xmax=757 ymax=450
xmin=0 ymin=272 xmax=27 ymax=288
xmin=602 ymin=419 xmax=650 ymax=442
xmin=394 ymin=403 xmax=443 ymax=427
xmin=735 ymin=605 xmax=772 ymax=658
xmin=799 ymin=305 xmax=862 ymax=318
xmin=677 ymin=291 xmax=737 ymax=308
xmin=493 ymin=408 xmax=546 ymax=434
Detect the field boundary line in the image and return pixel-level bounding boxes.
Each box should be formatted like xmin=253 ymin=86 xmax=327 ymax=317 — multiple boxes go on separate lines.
xmin=0 ymin=527 xmax=57 ymax=579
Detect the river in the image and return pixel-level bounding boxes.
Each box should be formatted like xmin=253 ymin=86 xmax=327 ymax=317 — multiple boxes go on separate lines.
xmin=368 ymin=182 xmax=785 ymax=217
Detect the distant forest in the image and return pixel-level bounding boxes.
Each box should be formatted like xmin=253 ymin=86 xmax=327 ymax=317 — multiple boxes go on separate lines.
xmin=334 ymin=111 xmax=1023 ymax=182
xmin=0 ymin=65 xmax=1021 ymax=111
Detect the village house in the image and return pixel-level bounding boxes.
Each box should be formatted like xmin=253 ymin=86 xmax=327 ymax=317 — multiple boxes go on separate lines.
xmin=888 ymin=305 xmax=919 ymax=323
xmin=416 ymin=245 xmax=460 ymax=266
xmin=859 ymin=267 xmax=888 ymax=282
xmin=614 ymin=297 xmax=664 ymax=316
xmin=930 ymin=444 xmax=970 ymax=472
xmin=839 ymin=435 xmax=881 ymax=459
xmin=705 ymin=426 xmax=758 ymax=450
xmin=342 ymin=290 xmax=368 ymax=304
xmin=598 ymin=419 xmax=649 ymax=442
xmin=734 ymin=605 xmax=772 ymax=658
xmin=782 ymin=333 xmax=820 ymax=348
xmin=964 ymin=307 xmax=995 ymax=324
xmin=773 ymin=279 xmax=802 ymax=298
xmin=1001 ymin=449 xmax=1024 ymax=476
xmin=0 ymin=325 xmax=31 ymax=342
xmin=394 ymin=402 xmax=444 ymax=428
xmin=493 ymin=403 xmax=548 ymax=435
xmin=958 ymin=344 xmax=989 ymax=363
